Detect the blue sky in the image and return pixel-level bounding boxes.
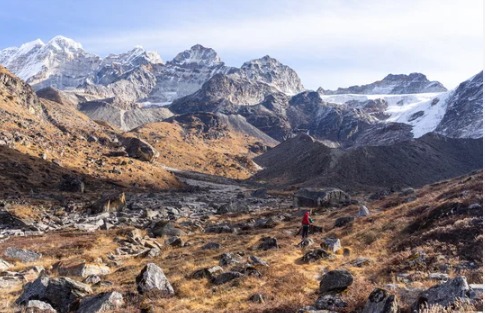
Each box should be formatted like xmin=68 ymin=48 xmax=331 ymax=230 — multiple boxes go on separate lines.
xmin=0 ymin=0 xmax=483 ymax=89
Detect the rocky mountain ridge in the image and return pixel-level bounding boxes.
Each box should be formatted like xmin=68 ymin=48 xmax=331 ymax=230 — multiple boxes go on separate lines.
xmin=0 ymin=37 xmax=305 ymax=106
xmin=319 ymin=72 xmax=447 ymax=95
xmin=1 ymin=37 xmax=482 ymax=145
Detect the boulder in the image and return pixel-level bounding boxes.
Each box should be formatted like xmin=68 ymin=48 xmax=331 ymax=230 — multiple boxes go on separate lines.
xmin=334 ymin=216 xmax=354 ymax=228
xmin=205 ymin=224 xmax=234 ymax=234
xmin=357 ymin=205 xmax=370 ymax=217
xmin=321 ymin=238 xmax=341 ymax=253
xmin=191 ymin=266 xmax=224 ymax=280
xmin=302 ymin=249 xmax=331 ymax=263
xmin=77 ymin=291 xmax=124 ymax=313
xmin=4 ymin=247 xmax=41 ymax=263
xmin=136 ymin=263 xmax=174 ymax=296
xmin=58 ymin=262 xmax=110 ymax=278
xmin=122 ymin=137 xmax=159 ymax=162
xmin=17 ymin=275 xmax=92 ymax=313
xmin=294 ymin=188 xmax=351 ymax=208
xmin=211 ymin=271 xmax=244 ymax=285
xmin=25 ymin=300 xmax=57 ymax=313
xmin=362 ymin=288 xmax=398 ymax=313
xmin=151 ymin=220 xmax=185 ymax=237
xmin=58 ymin=175 xmax=85 ymax=193
xmin=413 ymin=276 xmax=470 ymax=310
xmin=315 ymin=294 xmax=348 ymax=310
xmin=257 ymin=237 xmax=279 ymax=250
xmin=201 ymin=242 xmax=221 ymax=250
xmin=219 ymin=253 xmax=243 ymax=266
xmin=83 ymin=275 xmax=102 ymax=285
xmin=319 ymin=270 xmax=353 ymax=294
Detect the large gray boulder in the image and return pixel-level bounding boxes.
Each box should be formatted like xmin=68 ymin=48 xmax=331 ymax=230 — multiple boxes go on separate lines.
xmin=136 ymin=263 xmax=174 ymax=296
xmin=319 ymin=270 xmax=353 ymax=294
xmin=58 ymin=262 xmax=110 ymax=277
xmin=122 ymin=137 xmax=159 ymax=162
xmin=4 ymin=247 xmax=42 ymax=263
xmin=77 ymin=291 xmax=124 ymax=313
xmin=362 ymin=288 xmax=398 ymax=313
xmin=413 ymin=276 xmax=471 ymax=310
xmin=294 ymin=188 xmax=351 ymax=208
xmin=16 ymin=275 xmax=92 ymax=313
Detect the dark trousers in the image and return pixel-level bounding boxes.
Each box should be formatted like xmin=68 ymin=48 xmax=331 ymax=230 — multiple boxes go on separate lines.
xmin=302 ymin=225 xmax=309 ymax=239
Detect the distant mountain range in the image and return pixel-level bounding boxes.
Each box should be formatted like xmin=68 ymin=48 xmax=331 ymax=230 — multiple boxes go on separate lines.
xmin=0 ymin=36 xmax=482 ymax=146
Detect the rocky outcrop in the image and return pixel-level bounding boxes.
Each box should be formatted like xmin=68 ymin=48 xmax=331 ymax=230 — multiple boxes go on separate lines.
xmin=16 ymin=274 xmax=92 ymax=313
xmin=0 ymin=66 xmax=42 ymax=116
xmin=294 ymin=188 xmax=351 ymax=207
xmin=4 ymin=247 xmax=42 ymax=263
xmin=413 ymin=276 xmax=471 ymax=310
xmin=77 ymin=291 xmax=124 ymax=313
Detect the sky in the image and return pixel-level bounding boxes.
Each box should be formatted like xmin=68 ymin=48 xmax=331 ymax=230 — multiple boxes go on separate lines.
xmin=0 ymin=0 xmax=483 ymax=90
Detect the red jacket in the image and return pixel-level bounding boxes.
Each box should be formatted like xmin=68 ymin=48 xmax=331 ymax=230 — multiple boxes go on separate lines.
xmin=302 ymin=212 xmax=311 ymax=225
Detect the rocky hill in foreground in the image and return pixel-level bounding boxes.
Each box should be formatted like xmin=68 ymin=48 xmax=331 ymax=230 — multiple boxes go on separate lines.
xmin=0 ymin=165 xmax=481 ymax=312
xmin=0 ymin=66 xmax=273 ymax=196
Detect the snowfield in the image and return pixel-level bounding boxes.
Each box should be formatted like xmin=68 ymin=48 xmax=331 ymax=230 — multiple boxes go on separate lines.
xmin=319 ymin=92 xmax=451 ymax=138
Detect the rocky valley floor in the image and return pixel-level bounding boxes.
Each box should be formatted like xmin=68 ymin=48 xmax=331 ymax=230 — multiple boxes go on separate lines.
xmin=0 ymin=170 xmax=482 ymax=313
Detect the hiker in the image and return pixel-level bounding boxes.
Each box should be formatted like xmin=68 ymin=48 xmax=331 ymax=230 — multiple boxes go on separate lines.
xmin=301 ymin=210 xmax=313 ymax=239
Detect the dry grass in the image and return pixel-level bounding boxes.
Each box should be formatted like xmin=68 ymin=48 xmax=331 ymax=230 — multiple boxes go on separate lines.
xmin=0 ymin=172 xmax=482 ymax=312
xmin=132 ymin=122 xmax=268 ymax=180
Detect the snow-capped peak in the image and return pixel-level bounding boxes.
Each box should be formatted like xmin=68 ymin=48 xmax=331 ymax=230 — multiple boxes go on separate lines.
xmin=170 ymin=44 xmax=223 ymax=67
xmin=18 ymin=39 xmax=45 ymax=54
xmin=47 ymin=35 xmax=84 ymax=51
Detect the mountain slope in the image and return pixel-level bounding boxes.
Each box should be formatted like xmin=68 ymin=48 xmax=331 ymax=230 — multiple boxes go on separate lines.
xmin=0 ymin=66 xmax=180 ymax=193
xmin=252 ymin=133 xmax=483 ymax=191
xmin=435 ymin=71 xmax=483 ymax=138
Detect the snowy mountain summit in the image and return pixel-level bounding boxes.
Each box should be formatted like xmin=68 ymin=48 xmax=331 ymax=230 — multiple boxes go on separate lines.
xmin=320 ymin=72 xmax=447 ymax=95
xmin=170 ymin=44 xmax=223 ymax=67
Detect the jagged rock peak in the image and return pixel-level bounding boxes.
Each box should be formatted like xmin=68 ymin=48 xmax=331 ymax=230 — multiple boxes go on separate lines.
xmin=239 ymin=55 xmax=305 ymax=95
xmin=170 ymin=44 xmax=223 ymax=67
